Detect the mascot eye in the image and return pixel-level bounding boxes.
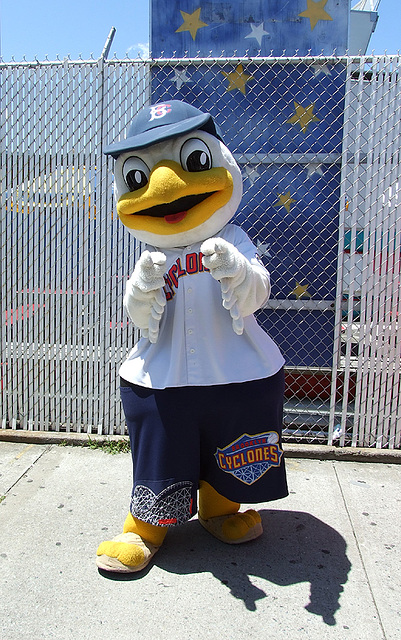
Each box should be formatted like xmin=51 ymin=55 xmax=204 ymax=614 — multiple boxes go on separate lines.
xmin=123 ymin=157 xmax=150 ymax=191
xmin=180 ymin=138 xmax=212 ymax=172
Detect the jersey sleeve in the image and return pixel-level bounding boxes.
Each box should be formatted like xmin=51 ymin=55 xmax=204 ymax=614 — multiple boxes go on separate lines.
xmin=221 ymin=224 xmax=271 ymax=315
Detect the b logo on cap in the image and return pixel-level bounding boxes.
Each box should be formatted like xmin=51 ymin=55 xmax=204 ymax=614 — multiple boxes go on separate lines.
xmin=149 ymin=103 xmax=172 ymax=122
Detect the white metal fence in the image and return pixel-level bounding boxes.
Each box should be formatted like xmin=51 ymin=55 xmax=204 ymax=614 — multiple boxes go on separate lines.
xmin=335 ymin=56 xmax=401 ymax=448
xmin=1 ymin=54 xmax=400 ymax=448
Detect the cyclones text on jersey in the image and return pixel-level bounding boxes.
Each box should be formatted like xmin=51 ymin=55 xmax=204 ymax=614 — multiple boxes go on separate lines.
xmin=163 ymin=250 xmax=209 ymax=301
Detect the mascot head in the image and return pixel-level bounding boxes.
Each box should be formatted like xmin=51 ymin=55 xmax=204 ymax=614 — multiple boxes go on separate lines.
xmin=104 ymin=100 xmax=242 ymax=248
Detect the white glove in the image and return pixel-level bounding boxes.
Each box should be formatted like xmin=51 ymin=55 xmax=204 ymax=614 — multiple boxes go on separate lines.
xmin=124 ymin=250 xmax=167 ymax=343
xmin=201 ymin=237 xmax=271 ymax=335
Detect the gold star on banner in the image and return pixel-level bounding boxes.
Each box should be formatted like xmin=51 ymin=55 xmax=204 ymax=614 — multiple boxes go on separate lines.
xmin=290 ymin=282 xmax=312 ymax=299
xmin=299 ymin=0 xmax=333 ymax=31
xmin=274 ymin=191 xmax=296 ymax=213
xmin=287 ymin=102 xmax=319 ymax=134
xmin=176 ymin=8 xmax=208 ymax=41
xmin=221 ymin=64 xmax=253 ymax=95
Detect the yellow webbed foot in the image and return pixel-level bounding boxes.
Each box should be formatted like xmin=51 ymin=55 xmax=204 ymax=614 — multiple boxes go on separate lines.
xmin=96 ymin=532 xmax=160 ymax=573
xmin=198 ymin=481 xmax=263 ymax=544
xmin=198 ymin=509 xmax=263 ymax=544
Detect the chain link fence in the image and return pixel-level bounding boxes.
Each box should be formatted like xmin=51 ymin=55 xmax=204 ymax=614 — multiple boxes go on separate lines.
xmin=1 ymin=54 xmax=400 ymax=448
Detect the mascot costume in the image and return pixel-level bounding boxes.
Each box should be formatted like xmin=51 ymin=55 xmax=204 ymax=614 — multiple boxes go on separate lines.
xmin=96 ymin=100 xmax=288 ymax=573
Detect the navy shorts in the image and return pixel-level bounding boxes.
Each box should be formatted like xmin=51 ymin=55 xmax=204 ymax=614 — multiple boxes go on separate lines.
xmin=120 ymin=368 xmax=288 ymax=527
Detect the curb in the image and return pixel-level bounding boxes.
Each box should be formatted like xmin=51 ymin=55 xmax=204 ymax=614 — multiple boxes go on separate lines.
xmin=0 ymin=429 xmax=400 ymax=464
xmin=284 ymin=442 xmax=401 ymax=464
xmin=0 ymin=430 xmax=126 ymax=448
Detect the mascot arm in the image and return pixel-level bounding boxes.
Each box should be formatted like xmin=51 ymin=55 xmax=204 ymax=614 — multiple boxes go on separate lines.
xmin=201 ymin=237 xmax=271 ymax=335
xmin=123 ymin=250 xmax=167 ymax=343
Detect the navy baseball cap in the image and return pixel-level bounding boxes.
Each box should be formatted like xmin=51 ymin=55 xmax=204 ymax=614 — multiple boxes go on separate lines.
xmin=104 ymin=100 xmax=222 ymax=158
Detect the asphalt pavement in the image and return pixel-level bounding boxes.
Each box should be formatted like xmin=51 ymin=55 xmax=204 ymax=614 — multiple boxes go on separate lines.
xmin=0 ymin=438 xmax=400 ymax=640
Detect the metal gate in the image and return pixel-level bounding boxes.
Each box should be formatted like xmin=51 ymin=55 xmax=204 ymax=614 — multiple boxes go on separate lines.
xmin=1 ymin=54 xmax=400 ymax=448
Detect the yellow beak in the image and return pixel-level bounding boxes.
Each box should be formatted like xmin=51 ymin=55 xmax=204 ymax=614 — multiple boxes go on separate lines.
xmin=117 ymin=160 xmax=233 ymax=236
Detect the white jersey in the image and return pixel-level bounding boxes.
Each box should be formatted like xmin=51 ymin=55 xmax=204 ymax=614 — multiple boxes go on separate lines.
xmin=119 ymin=223 xmax=284 ymax=389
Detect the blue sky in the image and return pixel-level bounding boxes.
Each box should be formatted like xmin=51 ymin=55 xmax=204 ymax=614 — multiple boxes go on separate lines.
xmin=0 ymin=0 xmax=150 ymax=60
xmin=0 ymin=0 xmax=399 ymax=61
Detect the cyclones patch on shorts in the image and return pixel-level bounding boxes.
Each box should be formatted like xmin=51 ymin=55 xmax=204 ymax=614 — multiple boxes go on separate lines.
xmin=215 ymin=431 xmax=283 ymax=485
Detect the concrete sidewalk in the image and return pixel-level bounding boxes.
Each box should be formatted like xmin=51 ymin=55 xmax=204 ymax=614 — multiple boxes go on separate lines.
xmin=0 ymin=440 xmax=400 ymax=640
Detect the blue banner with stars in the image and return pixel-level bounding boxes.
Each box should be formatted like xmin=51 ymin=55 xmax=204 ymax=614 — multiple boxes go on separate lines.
xmin=151 ymin=0 xmax=350 ymax=58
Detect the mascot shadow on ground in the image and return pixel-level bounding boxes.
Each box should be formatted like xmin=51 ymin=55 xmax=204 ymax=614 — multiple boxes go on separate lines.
xmin=96 ymin=100 xmax=289 ymax=573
